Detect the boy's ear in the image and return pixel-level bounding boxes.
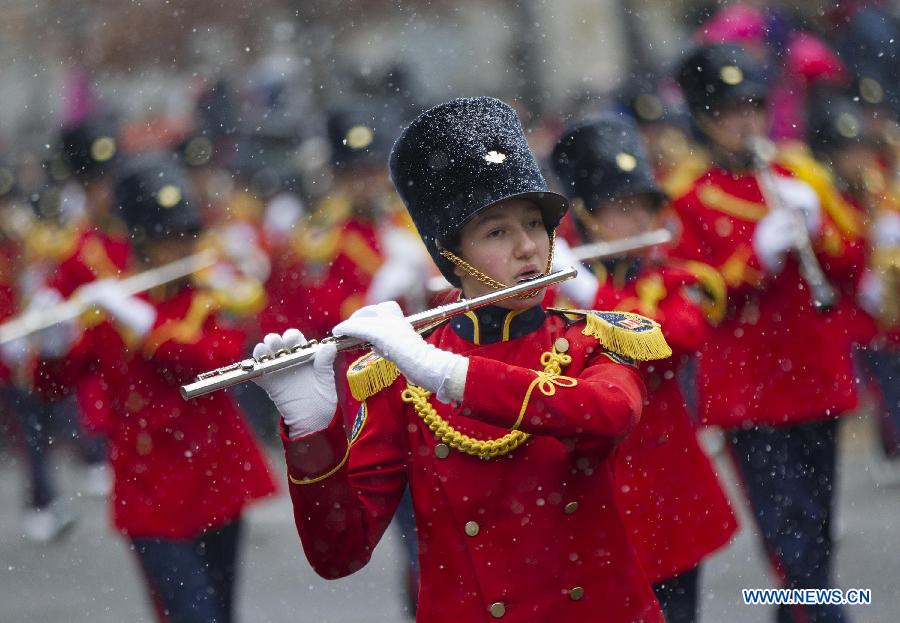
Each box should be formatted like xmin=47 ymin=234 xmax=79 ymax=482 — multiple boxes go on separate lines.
xmin=453 ymin=263 xmax=466 ymax=279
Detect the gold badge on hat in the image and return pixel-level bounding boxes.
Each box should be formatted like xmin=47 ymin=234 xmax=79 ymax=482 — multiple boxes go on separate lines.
xmin=719 ymin=65 xmax=743 ymax=86
xmin=90 ymin=137 xmax=117 ymax=162
xmin=615 ymin=152 xmax=637 ymax=172
xmin=484 ymin=150 xmax=507 ymax=164
xmin=345 ymin=125 xmax=374 ymax=150
xmin=157 ymin=184 xmax=182 ymax=208
xmin=859 ymin=77 xmax=884 ymax=105
xmin=836 ymin=113 xmax=860 ymax=139
xmin=634 ymin=93 xmax=663 ymax=121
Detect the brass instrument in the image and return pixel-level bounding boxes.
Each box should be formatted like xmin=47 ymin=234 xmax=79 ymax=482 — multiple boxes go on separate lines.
xmin=748 ymin=136 xmax=838 ymax=311
xmin=0 ymin=250 xmax=217 ymax=345
xmin=181 ymin=267 xmax=578 ymax=400
xmin=426 ymin=230 xmax=671 ymax=294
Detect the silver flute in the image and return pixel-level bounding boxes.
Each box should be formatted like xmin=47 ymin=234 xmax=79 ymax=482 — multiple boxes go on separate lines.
xmin=180 ymin=266 xmax=577 ymax=400
xmin=0 ymin=249 xmax=218 ymax=345
xmin=748 ymin=136 xmax=838 ymax=311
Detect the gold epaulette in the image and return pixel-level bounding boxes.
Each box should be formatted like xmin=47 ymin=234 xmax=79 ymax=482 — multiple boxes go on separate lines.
xmin=671 ymin=259 xmax=728 ymax=324
xmin=209 ymin=278 xmax=267 ymax=317
xmin=548 ymin=308 xmax=672 ymax=361
xmin=775 ymin=142 xmax=864 ymax=239
xmin=346 ymin=351 xmax=401 ymax=401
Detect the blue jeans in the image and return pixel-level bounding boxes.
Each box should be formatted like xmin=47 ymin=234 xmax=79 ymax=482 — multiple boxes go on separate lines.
xmin=131 ymin=519 xmax=242 ymax=623
xmin=728 ymin=420 xmax=846 ymax=623
xmin=860 ymin=347 xmax=900 ymax=458
xmin=653 ymin=565 xmax=700 ymax=623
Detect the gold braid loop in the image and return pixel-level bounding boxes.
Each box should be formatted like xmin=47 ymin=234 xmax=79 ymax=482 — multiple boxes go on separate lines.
xmin=401 ymin=385 xmax=529 ymax=459
xmin=401 ymin=341 xmax=576 ymax=459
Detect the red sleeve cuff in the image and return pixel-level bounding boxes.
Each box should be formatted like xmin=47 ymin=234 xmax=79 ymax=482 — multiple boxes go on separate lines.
xmin=281 ymin=408 xmax=349 ymax=484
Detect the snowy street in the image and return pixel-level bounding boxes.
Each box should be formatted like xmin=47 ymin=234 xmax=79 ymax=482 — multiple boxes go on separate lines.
xmin=2 ymin=414 xmax=896 ymax=623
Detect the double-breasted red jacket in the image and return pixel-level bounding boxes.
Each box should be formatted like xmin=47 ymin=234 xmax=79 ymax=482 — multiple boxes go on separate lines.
xmin=281 ymin=305 xmax=666 ymax=623
xmin=591 ymin=258 xmax=738 ymax=583
xmin=670 ymin=163 xmax=860 ymax=428
xmin=36 ymin=284 xmax=276 ymax=538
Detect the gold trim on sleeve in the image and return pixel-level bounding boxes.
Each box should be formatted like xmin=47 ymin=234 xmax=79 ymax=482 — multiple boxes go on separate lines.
xmin=287 ymin=444 xmax=351 ymax=485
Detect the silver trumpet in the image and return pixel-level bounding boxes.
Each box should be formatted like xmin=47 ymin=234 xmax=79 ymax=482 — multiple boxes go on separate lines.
xmin=747 ymin=136 xmax=838 ymax=311
xmin=180 ymin=267 xmax=577 ymax=400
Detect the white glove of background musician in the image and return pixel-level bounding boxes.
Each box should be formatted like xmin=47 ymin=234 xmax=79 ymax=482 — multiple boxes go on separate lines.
xmin=753 ymin=178 xmax=822 ymax=273
xmin=551 ymin=237 xmax=599 ymax=308
xmin=252 ymin=329 xmax=338 ymax=439
xmin=333 ymin=301 xmax=468 ymax=404
xmin=78 ymin=279 xmax=157 ymax=338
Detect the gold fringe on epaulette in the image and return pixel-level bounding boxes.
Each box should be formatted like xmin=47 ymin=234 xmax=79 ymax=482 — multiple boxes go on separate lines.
xmin=582 ymin=312 xmax=672 ymax=361
xmin=346 ymin=354 xmax=401 ymax=402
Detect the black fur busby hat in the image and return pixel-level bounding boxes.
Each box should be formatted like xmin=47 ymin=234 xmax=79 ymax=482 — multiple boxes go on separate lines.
xmin=60 ymin=117 xmax=119 ymax=181
xmin=677 ymin=44 xmax=768 ymax=117
xmin=389 ymin=97 xmax=567 ymax=282
xmin=327 ymin=103 xmax=395 ymax=171
xmin=114 ymin=155 xmax=200 ymax=243
xmin=807 ymin=89 xmax=868 ymax=155
xmin=552 ymin=114 xmax=665 ymax=210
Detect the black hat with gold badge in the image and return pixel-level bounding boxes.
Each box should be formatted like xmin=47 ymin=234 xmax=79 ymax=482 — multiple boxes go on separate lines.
xmin=389 ymin=96 xmax=568 ymax=284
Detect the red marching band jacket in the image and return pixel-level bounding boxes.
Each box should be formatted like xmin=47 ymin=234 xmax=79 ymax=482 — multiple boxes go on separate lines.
xmin=44 ymin=227 xmax=133 ymax=433
xmin=281 ymin=305 xmax=668 ymax=623
xmin=669 ymin=163 xmax=861 ymax=428
xmin=590 ymin=258 xmax=738 ymax=583
xmin=35 ymin=284 xmax=276 ymax=539
xmin=262 ymin=215 xmax=384 ymax=339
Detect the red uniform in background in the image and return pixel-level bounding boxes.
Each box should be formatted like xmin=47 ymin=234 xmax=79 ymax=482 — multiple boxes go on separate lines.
xmin=35 ymin=284 xmax=276 ymax=538
xmin=282 ymin=308 xmax=665 ymax=623
xmin=590 ymin=259 xmax=738 ymax=583
xmin=670 ymin=164 xmax=859 ymax=428
xmin=42 ymin=226 xmax=132 ymax=434
xmin=262 ymin=211 xmax=384 ymax=338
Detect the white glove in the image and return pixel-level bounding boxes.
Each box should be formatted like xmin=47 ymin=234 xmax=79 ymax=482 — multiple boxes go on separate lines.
xmin=366 ymin=228 xmax=429 ymax=305
xmin=551 ymin=238 xmax=599 ymax=308
xmin=0 ymin=336 xmax=33 ymax=367
xmin=26 ymin=287 xmax=77 ymax=358
xmin=771 ymin=176 xmax=822 ymax=235
xmin=333 ymin=301 xmax=468 ymax=403
xmin=858 ymin=269 xmax=884 ymax=316
xmin=78 ymin=279 xmax=157 ymax=338
xmin=872 ymin=211 xmax=900 ymax=248
xmin=263 ymin=192 xmax=306 ymax=241
xmin=221 ymin=222 xmax=271 ymax=282
xmin=753 ymin=210 xmax=798 ymax=273
xmin=252 ymin=329 xmax=338 ymax=439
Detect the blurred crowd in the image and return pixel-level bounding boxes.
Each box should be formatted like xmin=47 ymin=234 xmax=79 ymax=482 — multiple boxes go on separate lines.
xmin=0 ymin=2 xmax=898 ymax=623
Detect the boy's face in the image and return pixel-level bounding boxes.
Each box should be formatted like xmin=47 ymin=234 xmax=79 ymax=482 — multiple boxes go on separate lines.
xmin=454 ymin=199 xmax=550 ymax=309
xmin=583 ymin=194 xmax=659 ymax=241
xmin=699 ymin=101 xmax=768 ymax=156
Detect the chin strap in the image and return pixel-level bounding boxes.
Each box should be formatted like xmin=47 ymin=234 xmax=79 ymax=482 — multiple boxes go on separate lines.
xmin=439 ymin=232 xmax=556 ymax=292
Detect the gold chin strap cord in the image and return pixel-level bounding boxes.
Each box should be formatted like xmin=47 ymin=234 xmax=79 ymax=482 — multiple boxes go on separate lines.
xmin=439 ymin=232 xmax=556 ymax=292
